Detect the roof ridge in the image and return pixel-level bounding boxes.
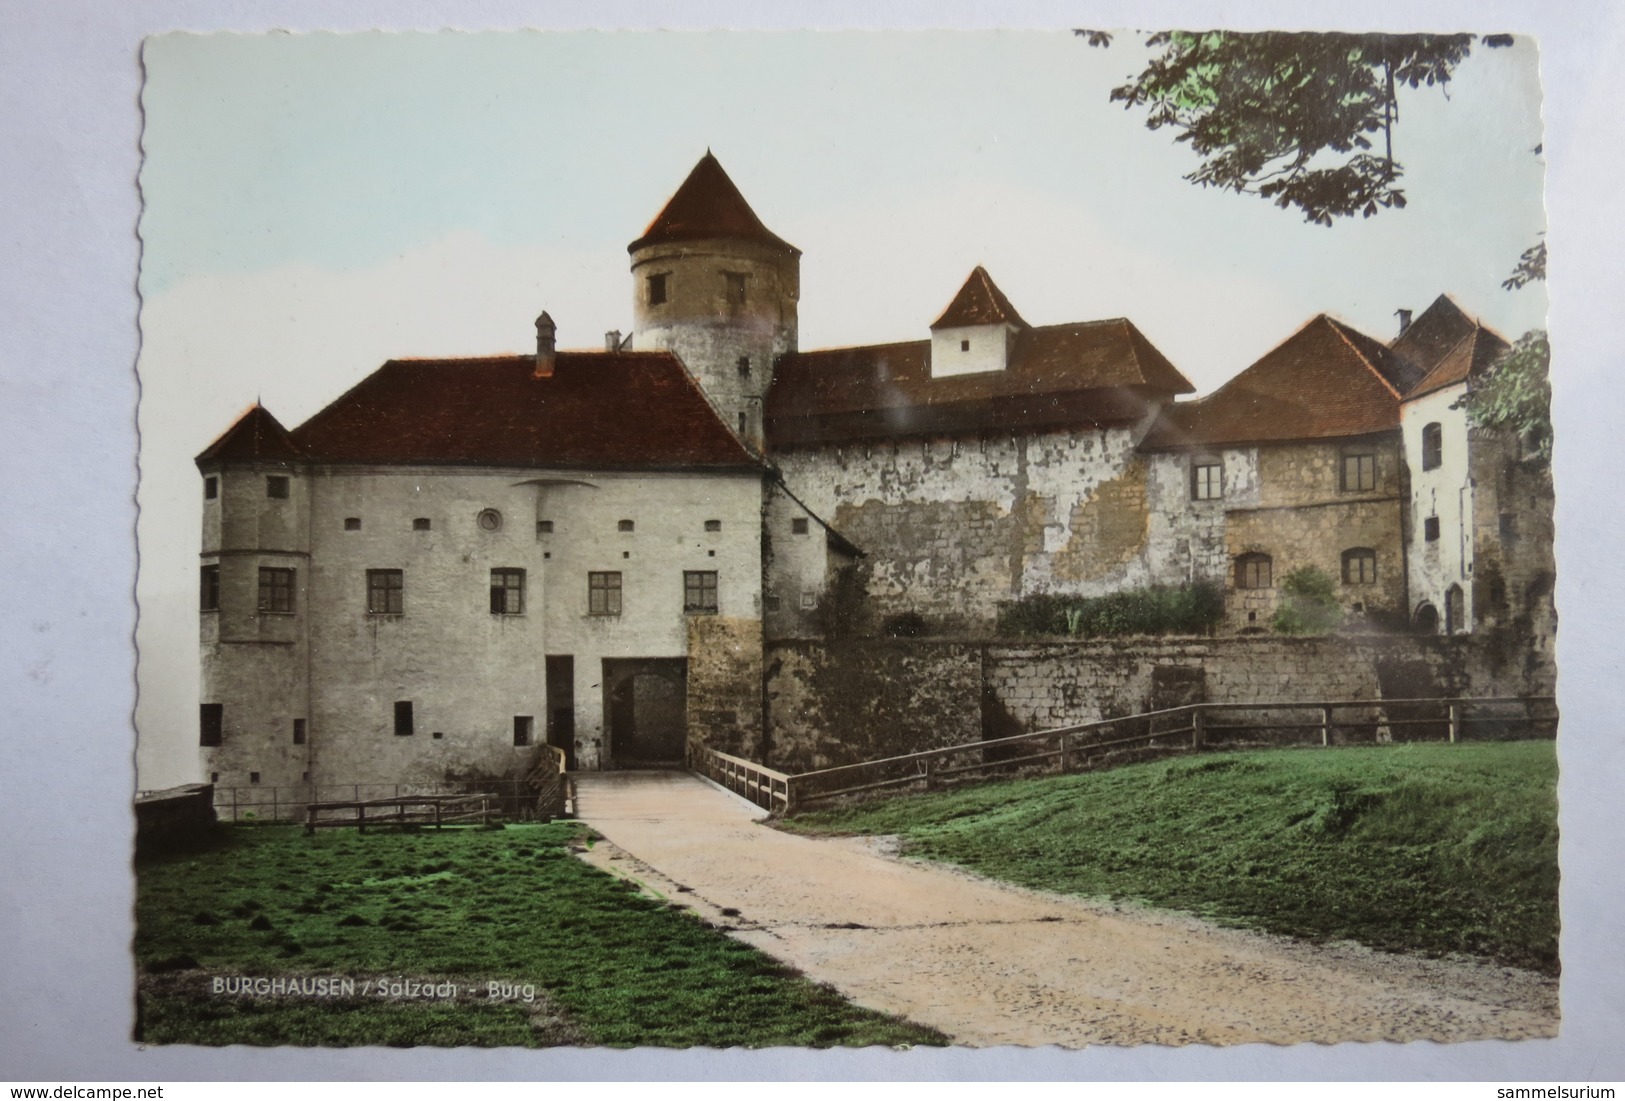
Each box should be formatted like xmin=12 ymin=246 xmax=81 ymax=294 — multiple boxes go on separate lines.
xmin=1323 ymin=316 xmax=1402 ymax=400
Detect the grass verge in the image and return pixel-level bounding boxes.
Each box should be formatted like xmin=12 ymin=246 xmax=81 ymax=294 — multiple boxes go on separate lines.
xmin=135 ymin=822 xmax=947 ymax=1048
xmin=781 ymin=741 xmax=1558 ymax=973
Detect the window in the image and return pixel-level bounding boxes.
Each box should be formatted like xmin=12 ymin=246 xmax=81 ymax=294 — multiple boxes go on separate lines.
xmin=513 ymin=716 xmax=533 ymax=747
xmin=1499 ymin=512 xmax=1517 ymax=539
xmin=293 ymin=719 xmax=306 ymax=745
xmin=344 ymin=517 xmax=361 ymax=531
xmin=200 ymin=565 xmax=220 ymax=612
xmin=199 ymin=703 xmax=223 ymax=747
xmin=1424 ymin=516 xmax=1441 ymax=542
xmin=257 ymin=567 xmax=295 ymax=613
xmin=647 ymin=272 xmax=668 ymax=305
xmin=413 ymin=517 xmax=432 ymax=531
xmin=961 ymin=339 xmax=971 ymax=352
xmin=537 ymin=520 xmax=554 ymax=534
xmin=738 ymin=412 xmax=748 ymax=435
xmin=1421 ymin=422 xmax=1443 ymax=471
xmin=1235 ymin=553 xmax=1273 ymax=590
xmin=367 ymin=569 xmax=404 ymax=614
xmin=791 ymin=517 xmax=810 ymax=535
xmin=249 ymin=772 xmax=260 ymax=785
xmin=477 ymin=508 xmax=502 ymax=532
xmin=490 ymin=568 xmax=525 ymax=615
xmin=1191 ymin=461 xmax=1222 ymax=501
xmin=204 ymin=476 xmax=218 ymax=500
xmin=737 ymin=356 xmax=752 ymax=378
xmin=1341 ymin=452 xmax=1377 ymax=492
xmin=588 ymin=571 xmax=622 ymax=615
xmin=684 ymin=570 xmax=719 ymax=614
xmin=266 ymin=475 xmax=289 ymax=499
xmin=618 ymin=519 xmax=635 ymax=532
xmin=394 ymin=701 xmax=414 ymax=736
xmin=1342 ymin=548 xmax=1378 ymax=585
xmin=704 ymin=519 xmax=722 ymax=532
xmin=725 ymin=271 xmax=748 ymax=307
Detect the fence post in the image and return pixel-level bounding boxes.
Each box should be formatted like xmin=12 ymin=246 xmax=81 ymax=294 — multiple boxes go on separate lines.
xmin=1192 ymin=707 xmax=1206 ymax=751
xmin=924 ymin=756 xmax=938 ymax=792
xmin=1448 ymin=701 xmax=1461 ymax=744
xmin=1320 ymin=706 xmax=1332 ymax=747
xmin=357 ymin=803 xmax=366 ymax=833
xmin=305 ymin=804 xmax=315 ymax=835
xmin=1059 ymin=731 xmax=1072 ymax=772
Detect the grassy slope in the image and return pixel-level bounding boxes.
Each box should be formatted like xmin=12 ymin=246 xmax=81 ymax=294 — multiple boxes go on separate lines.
xmin=136 ymin=823 xmax=947 ymax=1048
xmin=783 ymin=742 xmax=1559 ymax=972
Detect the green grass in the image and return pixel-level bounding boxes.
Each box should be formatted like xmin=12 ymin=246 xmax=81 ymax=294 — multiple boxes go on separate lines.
xmin=782 ymin=741 xmax=1559 ymax=973
xmin=135 ymin=823 xmax=946 ymax=1048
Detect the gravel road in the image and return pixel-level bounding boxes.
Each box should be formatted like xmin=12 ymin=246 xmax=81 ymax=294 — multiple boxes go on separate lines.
xmin=575 ymin=770 xmax=1558 ymax=1048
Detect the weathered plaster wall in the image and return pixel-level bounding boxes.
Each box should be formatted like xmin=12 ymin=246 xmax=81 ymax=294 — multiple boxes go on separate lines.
xmin=764 ymin=633 xmax=1551 ymax=772
xmin=1403 ymin=389 xmax=1474 ymax=630
xmin=686 ymin=614 xmax=764 ymax=760
xmin=773 ymin=425 xmax=1204 ymax=632
xmin=929 ymin=323 xmax=1016 ymax=377
xmin=762 ymin=480 xmax=830 ymax=638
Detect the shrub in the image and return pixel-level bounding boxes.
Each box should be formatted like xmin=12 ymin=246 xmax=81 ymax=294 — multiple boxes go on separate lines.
xmin=1272 ymin=566 xmax=1342 ymax=635
xmin=997 ymin=582 xmax=1225 ymax=637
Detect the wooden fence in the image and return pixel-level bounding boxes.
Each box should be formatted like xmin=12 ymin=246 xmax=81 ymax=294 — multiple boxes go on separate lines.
xmin=304 ymin=792 xmax=498 ymax=833
xmin=211 ymin=778 xmax=556 ymax=824
xmin=723 ymin=695 xmax=1555 ymax=816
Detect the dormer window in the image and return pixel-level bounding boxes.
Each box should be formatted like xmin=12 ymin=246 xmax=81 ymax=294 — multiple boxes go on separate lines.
xmin=647 ymin=273 xmax=668 ymax=306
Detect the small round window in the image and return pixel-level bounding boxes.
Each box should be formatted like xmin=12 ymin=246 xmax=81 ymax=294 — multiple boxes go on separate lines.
xmin=477 ymin=509 xmax=502 ymax=532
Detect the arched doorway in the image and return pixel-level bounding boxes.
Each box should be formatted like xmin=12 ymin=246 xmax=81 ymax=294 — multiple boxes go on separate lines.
xmin=1414 ymin=603 xmax=1439 ymax=634
xmin=603 ymin=658 xmax=688 ymax=768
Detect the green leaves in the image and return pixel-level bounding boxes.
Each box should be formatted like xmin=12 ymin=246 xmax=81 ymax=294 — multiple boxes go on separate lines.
xmin=1272 ymin=566 xmax=1342 ymax=635
xmin=1460 ymin=330 xmax=1552 ymax=463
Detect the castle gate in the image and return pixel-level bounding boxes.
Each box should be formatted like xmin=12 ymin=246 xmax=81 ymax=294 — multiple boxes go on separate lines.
xmin=602 ymin=658 xmax=688 ymax=768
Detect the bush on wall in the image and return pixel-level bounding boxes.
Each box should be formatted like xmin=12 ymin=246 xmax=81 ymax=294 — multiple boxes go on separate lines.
xmin=1272 ymin=566 xmax=1343 ymax=636
xmin=997 ymin=582 xmax=1225 ymax=638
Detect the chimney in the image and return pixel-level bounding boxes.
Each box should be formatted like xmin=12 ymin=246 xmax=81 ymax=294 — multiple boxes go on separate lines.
xmin=534 ymin=312 xmax=556 ymax=378
xmin=604 ymin=329 xmax=621 ymax=352
xmin=1396 ymin=308 xmax=1413 ymax=337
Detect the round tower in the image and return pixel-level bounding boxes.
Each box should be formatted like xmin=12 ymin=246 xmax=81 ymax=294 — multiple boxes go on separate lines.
xmin=629 ymin=152 xmax=799 ymax=450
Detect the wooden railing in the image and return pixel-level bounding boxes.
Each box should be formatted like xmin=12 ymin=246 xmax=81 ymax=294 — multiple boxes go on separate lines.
xmin=765 ymin=695 xmax=1556 ymax=815
xmin=304 ymin=792 xmax=497 ymax=833
xmin=688 ymin=744 xmax=794 ymax=814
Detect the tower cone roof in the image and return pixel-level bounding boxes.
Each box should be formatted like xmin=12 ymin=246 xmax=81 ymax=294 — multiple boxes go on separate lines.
xmin=930 ymin=266 xmax=1028 ymax=329
xmin=628 ymin=152 xmax=799 ymax=256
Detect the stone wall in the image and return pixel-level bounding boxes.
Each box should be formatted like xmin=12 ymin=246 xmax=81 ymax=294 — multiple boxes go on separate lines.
xmin=686 ymin=614 xmax=765 ymax=759
xmin=763 ymin=632 xmax=1553 ymax=773
xmin=135 ymin=783 xmax=217 ymax=856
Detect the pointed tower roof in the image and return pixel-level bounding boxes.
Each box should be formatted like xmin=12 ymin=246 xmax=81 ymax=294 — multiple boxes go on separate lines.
xmin=1390 ymin=294 xmax=1477 ymax=377
xmin=195 ymin=404 xmax=302 ymax=468
xmin=930 ymin=266 xmax=1028 ymax=330
xmin=628 ymin=152 xmax=799 ymax=256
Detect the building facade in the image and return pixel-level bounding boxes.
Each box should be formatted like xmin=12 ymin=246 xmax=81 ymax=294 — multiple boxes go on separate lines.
xmin=196 ymin=153 xmax=1554 ymax=785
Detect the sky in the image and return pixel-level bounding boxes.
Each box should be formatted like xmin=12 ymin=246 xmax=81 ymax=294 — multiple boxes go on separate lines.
xmin=135 ymin=29 xmax=1548 ymax=786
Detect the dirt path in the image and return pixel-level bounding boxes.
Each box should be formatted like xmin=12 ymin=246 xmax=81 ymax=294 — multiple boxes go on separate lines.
xmin=573 ymin=771 xmax=1557 ymax=1048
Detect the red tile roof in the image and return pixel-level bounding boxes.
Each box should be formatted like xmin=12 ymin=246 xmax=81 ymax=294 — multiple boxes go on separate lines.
xmin=1139 ymin=315 xmax=1414 ymax=450
xmin=1391 ymin=294 xmax=1478 ymax=378
xmin=627 ymin=152 xmax=799 ymax=256
xmin=195 ymin=404 xmax=303 ymax=467
xmin=767 ymin=319 xmax=1193 ymax=447
xmin=271 ymin=353 xmax=759 ymax=470
xmin=1406 ymin=325 xmax=1511 ymax=400
xmin=931 ymin=266 xmax=1028 ymax=329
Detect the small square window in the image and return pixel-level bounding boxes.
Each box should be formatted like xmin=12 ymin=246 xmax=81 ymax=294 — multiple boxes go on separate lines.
xmin=432 ymin=731 xmax=443 ymax=740
xmin=211 ymin=772 xmax=219 ymax=784
xmin=647 ymin=273 xmax=668 ymax=306
xmin=257 ymin=567 xmax=295 ymax=613
xmin=302 ymin=771 xmax=310 ymax=782
xmin=266 ymin=476 xmax=289 ymax=499
xmin=704 ymin=519 xmax=722 ymax=532
xmin=200 ymin=703 xmax=223 ymax=747
xmin=249 ymin=772 xmax=260 ymax=785
xmin=513 ymin=716 xmax=534 ymax=747
xmin=394 ymin=701 xmax=414 ymax=736
xmin=367 ymin=569 xmax=404 ymax=615
xmin=791 ymin=517 xmax=809 ymax=535
xmin=685 ymin=570 xmax=719 ymax=614
xmin=737 ymin=356 xmax=751 ymax=378
xmin=1424 ymin=516 xmax=1441 ymax=542
xmin=537 ymin=520 xmax=554 ymax=534
xmin=960 ymin=339 xmax=970 ymax=352
xmin=490 ymin=568 xmax=525 ymax=615
xmin=622 ymin=550 xmax=630 ymax=559
xmin=1341 ymin=452 xmax=1377 ymax=492
xmin=204 ymin=476 xmax=218 ymax=500
xmin=589 ymin=571 xmax=623 ymax=616
xmin=200 ymin=565 xmax=220 ymax=612
xmin=292 ymin=719 xmax=306 ymax=745
xmin=618 ymin=519 xmax=635 ymax=533
xmin=413 ymin=517 xmax=432 ymax=531
xmin=344 ymin=517 xmax=362 ymax=531
xmin=1191 ymin=462 xmax=1222 ymax=501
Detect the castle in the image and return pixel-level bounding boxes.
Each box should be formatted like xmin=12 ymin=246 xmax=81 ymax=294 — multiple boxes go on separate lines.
xmin=195 ymin=153 xmax=1555 ymax=785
